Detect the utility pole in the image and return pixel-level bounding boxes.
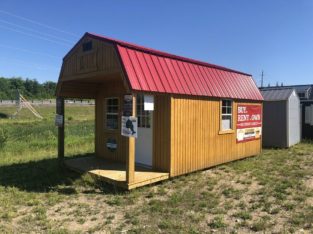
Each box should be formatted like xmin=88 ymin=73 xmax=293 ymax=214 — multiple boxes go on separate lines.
xmin=261 ymin=70 xmax=264 ymax=88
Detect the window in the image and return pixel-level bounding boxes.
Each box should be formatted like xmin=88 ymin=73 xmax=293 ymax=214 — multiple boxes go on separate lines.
xmin=298 ymin=92 xmax=305 ymax=99
xmin=137 ymin=95 xmax=151 ymax=128
xmin=106 ymin=98 xmax=119 ymax=130
xmin=82 ymin=41 xmax=92 ymax=52
xmin=221 ymin=100 xmax=232 ymax=130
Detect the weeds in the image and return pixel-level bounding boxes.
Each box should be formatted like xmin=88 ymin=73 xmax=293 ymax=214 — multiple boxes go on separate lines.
xmin=0 ymin=105 xmax=312 ymax=232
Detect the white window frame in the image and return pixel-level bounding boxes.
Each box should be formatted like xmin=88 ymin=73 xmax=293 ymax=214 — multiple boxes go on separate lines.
xmin=137 ymin=94 xmax=151 ymax=128
xmin=221 ymin=99 xmax=233 ymax=131
xmin=105 ymin=97 xmax=119 ymax=130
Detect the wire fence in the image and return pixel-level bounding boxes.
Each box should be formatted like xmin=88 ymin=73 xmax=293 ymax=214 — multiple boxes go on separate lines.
xmin=0 ymin=99 xmax=95 ymax=106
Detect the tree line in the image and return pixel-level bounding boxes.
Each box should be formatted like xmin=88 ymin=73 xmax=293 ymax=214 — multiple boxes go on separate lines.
xmin=0 ymin=77 xmax=56 ymax=100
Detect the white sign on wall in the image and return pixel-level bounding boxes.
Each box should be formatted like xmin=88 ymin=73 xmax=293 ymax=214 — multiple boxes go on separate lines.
xmin=121 ymin=116 xmax=138 ymax=138
xmin=144 ymin=95 xmax=154 ymax=111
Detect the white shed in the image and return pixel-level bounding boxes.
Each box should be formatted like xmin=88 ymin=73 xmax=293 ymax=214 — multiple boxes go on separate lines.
xmin=261 ymin=88 xmax=301 ymax=148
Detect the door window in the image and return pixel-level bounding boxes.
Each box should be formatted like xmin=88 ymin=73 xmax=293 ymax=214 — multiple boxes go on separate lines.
xmin=137 ymin=95 xmax=151 ymax=128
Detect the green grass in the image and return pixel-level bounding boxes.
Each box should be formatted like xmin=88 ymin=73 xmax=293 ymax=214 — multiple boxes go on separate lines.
xmin=0 ymin=104 xmax=313 ymax=233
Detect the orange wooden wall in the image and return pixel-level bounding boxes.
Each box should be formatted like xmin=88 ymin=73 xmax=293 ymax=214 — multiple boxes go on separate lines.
xmin=169 ymin=96 xmax=262 ymax=177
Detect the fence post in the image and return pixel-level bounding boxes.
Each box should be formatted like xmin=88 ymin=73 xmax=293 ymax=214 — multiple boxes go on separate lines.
xmin=56 ymin=97 xmax=65 ymax=163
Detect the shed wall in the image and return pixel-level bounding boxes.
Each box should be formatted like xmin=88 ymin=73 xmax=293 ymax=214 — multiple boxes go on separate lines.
xmin=95 ymin=80 xmax=129 ymax=163
xmin=62 ymin=37 xmax=120 ymax=80
xmin=170 ymin=97 xmax=262 ymax=177
xmin=302 ymin=101 xmax=313 ymax=139
xmin=288 ymin=93 xmax=301 ymax=146
xmin=262 ymin=101 xmax=287 ymax=148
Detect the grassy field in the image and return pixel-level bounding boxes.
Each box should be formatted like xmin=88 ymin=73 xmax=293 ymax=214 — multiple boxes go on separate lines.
xmin=0 ymin=105 xmax=313 ymax=233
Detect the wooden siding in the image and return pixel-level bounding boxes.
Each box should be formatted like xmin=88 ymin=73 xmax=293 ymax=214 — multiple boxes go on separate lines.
xmin=95 ymin=80 xmax=129 ymax=163
xmin=62 ymin=37 xmax=120 ymax=80
xmin=170 ymin=96 xmax=262 ymax=177
xmin=153 ymin=95 xmax=171 ymax=172
xmin=58 ymin=81 xmax=100 ymax=98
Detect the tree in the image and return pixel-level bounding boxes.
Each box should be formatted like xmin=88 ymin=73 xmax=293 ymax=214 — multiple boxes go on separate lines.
xmin=0 ymin=77 xmax=56 ymax=100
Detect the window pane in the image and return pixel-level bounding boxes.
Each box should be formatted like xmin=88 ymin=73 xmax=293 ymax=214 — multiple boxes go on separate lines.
xmin=112 ymin=98 xmax=118 ymax=105
xmin=227 ymin=107 xmax=232 ymax=114
xmin=106 ymin=98 xmax=119 ymax=129
xmin=222 ymin=115 xmax=232 ymax=130
xmin=146 ymin=115 xmax=151 ymax=128
xmin=106 ymin=115 xmax=118 ymax=129
xmin=222 ymin=107 xmax=227 ymax=114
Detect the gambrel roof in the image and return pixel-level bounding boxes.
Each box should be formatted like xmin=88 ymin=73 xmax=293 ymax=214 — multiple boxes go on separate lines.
xmin=67 ymin=32 xmax=263 ymax=101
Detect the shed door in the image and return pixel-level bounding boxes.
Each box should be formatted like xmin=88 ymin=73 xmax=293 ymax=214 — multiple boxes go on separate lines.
xmin=135 ymin=95 xmax=153 ymax=167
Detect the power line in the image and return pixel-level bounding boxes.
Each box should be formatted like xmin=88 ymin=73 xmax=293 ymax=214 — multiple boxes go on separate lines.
xmin=0 ymin=9 xmax=78 ymax=38
xmin=0 ymin=44 xmax=59 ymax=59
xmin=0 ymin=56 xmax=59 ymax=71
xmin=0 ymin=18 xmax=73 ymax=43
xmin=0 ymin=24 xmax=71 ymax=46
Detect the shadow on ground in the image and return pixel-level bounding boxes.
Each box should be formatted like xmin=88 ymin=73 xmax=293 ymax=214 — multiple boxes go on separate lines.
xmin=0 ymin=153 xmax=123 ymax=194
xmin=0 ymin=112 xmax=9 ymax=119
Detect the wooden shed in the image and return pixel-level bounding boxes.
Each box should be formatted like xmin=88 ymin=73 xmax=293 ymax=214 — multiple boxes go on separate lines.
xmin=56 ymin=32 xmax=263 ymax=189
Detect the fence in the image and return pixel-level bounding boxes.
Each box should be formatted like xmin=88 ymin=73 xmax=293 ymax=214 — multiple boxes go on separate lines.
xmin=0 ymin=99 xmax=95 ymax=106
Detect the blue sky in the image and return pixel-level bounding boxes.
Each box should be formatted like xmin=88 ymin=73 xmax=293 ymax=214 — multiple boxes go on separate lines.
xmin=0 ymin=0 xmax=312 ymax=86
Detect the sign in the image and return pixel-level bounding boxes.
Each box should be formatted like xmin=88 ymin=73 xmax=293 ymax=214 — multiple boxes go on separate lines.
xmin=144 ymin=95 xmax=154 ymax=111
xmin=236 ymin=105 xmax=262 ymax=143
xmin=121 ymin=116 xmax=138 ymax=138
xmin=106 ymin=138 xmax=117 ymax=152
xmin=123 ymin=95 xmax=133 ymax=117
xmin=55 ymin=114 xmax=64 ymax=127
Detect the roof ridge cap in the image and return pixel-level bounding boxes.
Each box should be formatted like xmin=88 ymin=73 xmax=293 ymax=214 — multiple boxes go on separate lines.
xmin=87 ymin=32 xmax=252 ymax=77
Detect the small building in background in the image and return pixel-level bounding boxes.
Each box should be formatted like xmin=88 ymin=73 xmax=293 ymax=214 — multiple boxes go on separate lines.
xmin=260 ymin=84 xmax=313 ymax=139
xmin=261 ymin=88 xmax=301 ymax=148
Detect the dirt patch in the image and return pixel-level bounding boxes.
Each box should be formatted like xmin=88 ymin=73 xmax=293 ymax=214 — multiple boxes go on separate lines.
xmin=304 ymin=177 xmax=313 ymax=189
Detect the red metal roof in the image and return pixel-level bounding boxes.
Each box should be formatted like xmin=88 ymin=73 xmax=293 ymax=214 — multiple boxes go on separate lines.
xmin=86 ymin=32 xmax=263 ymax=101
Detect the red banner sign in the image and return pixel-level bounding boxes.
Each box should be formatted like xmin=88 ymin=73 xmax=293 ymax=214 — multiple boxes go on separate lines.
xmin=237 ymin=105 xmax=262 ymax=142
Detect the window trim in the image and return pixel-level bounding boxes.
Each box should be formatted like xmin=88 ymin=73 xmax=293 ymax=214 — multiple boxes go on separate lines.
xmin=219 ymin=99 xmax=234 ymax=134
xmin=105 ymin=97 xmax=119 ymax=131
xmin=136 ymin=94 xmax=152 ymax=128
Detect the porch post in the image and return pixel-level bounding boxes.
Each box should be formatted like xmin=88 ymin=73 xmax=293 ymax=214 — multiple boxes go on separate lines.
xmin=56 ymin=97 xmax=65 ymax=162
xmin=126 ymin=94 xmax=136 ymax=184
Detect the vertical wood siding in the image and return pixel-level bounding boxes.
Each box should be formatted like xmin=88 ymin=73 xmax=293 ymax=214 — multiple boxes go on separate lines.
xmin=153 ymin=95 xmax=171 ymax=172
xmin=170 ymin=96 xmax=262 ymax=177
xmin=95 ymin=80 xmax=129 ymax=163
xmin=62 ymin=37 xmax=119 ymax=79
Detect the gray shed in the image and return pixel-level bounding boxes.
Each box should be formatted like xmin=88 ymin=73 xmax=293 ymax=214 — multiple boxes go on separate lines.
xmin=261 ymin=88 xmax=301 ymax=148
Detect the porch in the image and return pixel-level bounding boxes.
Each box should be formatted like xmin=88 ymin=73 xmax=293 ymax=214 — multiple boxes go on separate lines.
xmin=64 ymin=156 xmax=169 ymax=190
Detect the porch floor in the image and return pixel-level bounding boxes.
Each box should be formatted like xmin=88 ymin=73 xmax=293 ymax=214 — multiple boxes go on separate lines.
xmin=64 ymin=156 xmax=169 ymax=190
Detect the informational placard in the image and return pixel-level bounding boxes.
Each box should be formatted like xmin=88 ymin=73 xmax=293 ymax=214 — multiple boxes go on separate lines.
xmin=121 ymin=116 xmax=138 ymax=138
xmin=144 ymin=95 xmax=154 ymax=111
xmin=55 ymin=114 xmax=64 ymax=127
xmin=237 ymin=105 xmax=262 ymax=143
xmin=123 ymin=95 xmax=133 ymax=117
